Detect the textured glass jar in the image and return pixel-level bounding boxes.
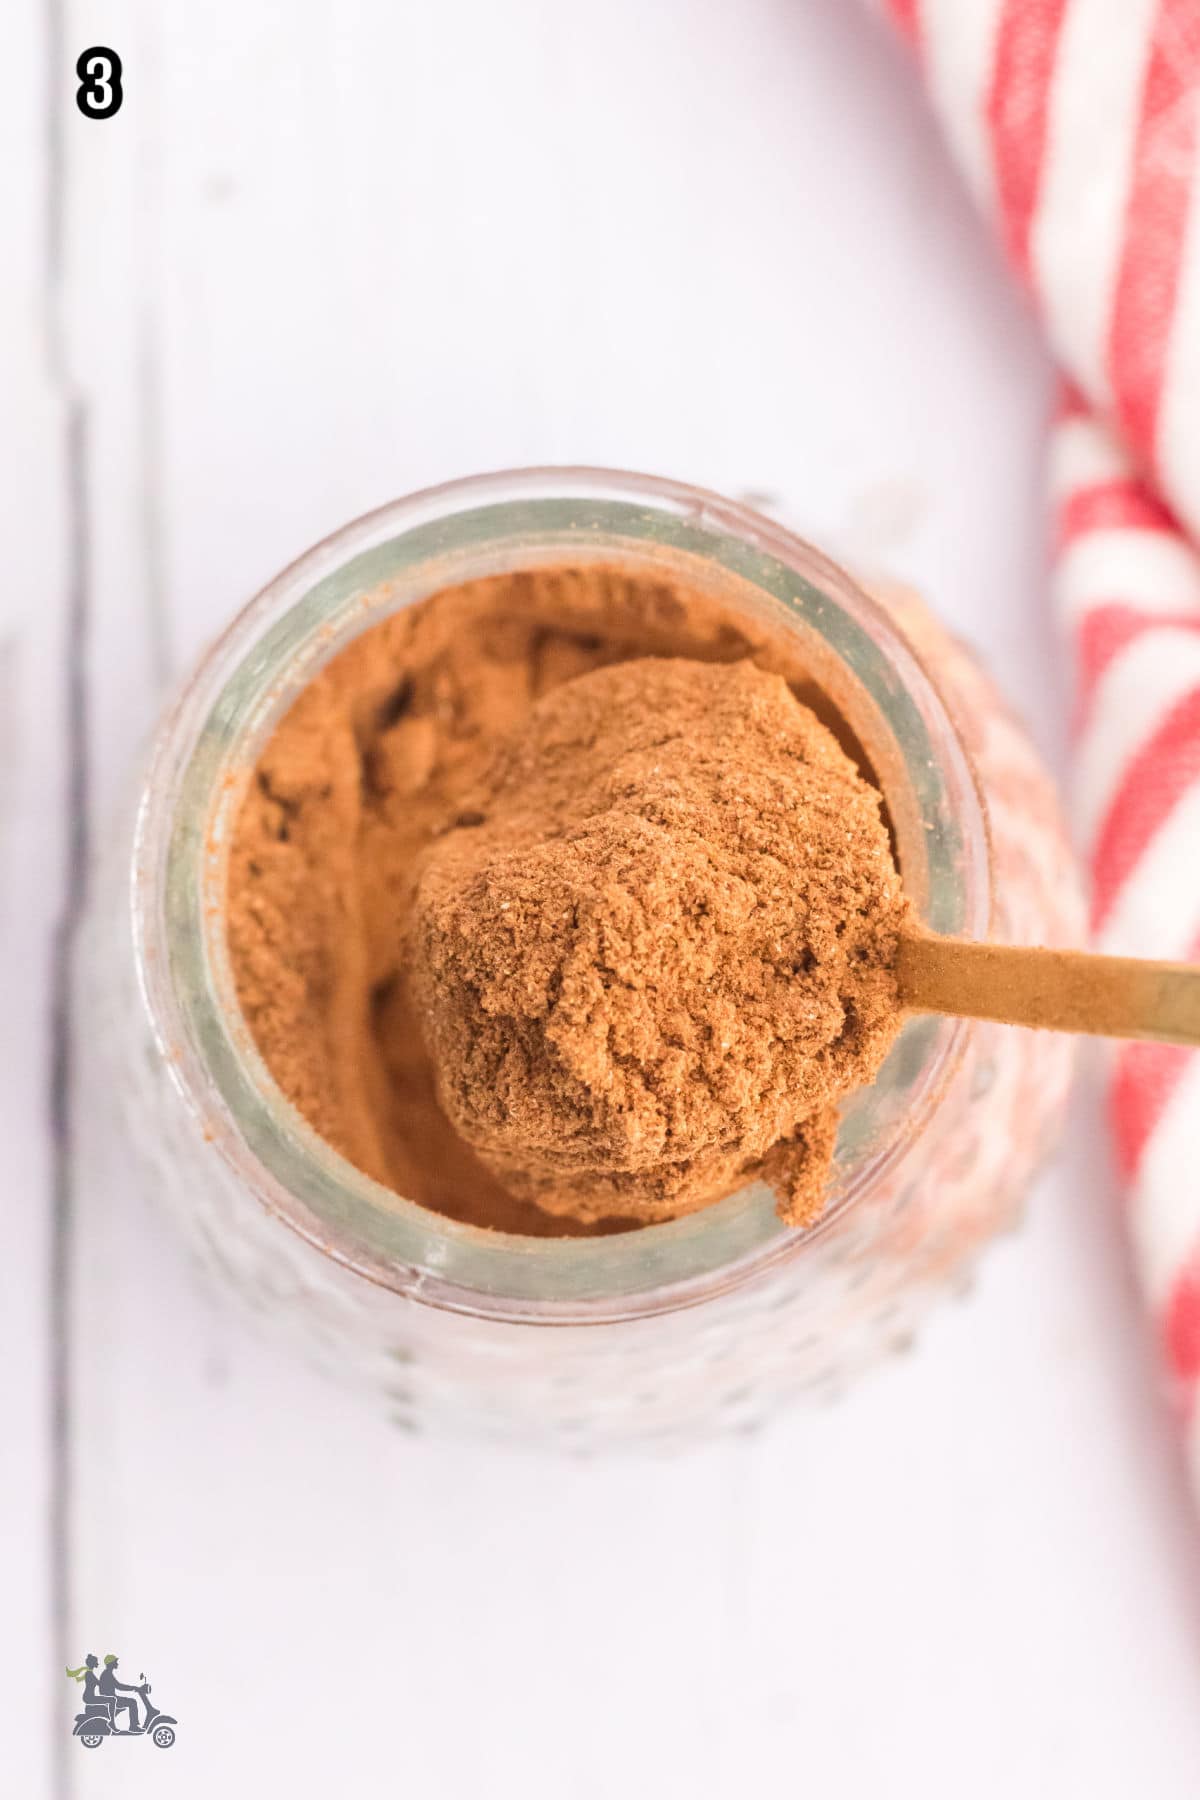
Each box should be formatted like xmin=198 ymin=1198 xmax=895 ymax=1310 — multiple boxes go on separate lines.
xmin=89 ymin=469 xmax=1082 ymax=1447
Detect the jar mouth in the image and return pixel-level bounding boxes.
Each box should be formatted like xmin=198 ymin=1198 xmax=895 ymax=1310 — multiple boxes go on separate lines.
xmin=133 ymin=467 xmax=991 ymax=1325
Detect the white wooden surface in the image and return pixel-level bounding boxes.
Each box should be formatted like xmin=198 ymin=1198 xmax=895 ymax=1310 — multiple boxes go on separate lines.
xmin=8 ymin=2 xmax=1200 ymax=1795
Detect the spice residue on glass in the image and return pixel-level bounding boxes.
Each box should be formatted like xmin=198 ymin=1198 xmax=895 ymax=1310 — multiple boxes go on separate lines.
xmin=226 ymin=565 xmax=910 ymax=1236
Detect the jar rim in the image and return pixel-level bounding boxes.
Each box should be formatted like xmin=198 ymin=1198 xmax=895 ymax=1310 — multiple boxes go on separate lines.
xmin=132 ymin=466 xmax=991 ymax=1324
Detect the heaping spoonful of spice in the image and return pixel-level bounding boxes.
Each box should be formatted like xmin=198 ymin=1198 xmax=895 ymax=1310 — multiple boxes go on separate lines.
xmin=409 ymin=655 xmax=1200 ymax=1233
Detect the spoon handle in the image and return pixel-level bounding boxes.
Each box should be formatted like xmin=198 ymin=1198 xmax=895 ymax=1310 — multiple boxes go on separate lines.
xmin=897 ymin=932 xmax=1200 ymax=1047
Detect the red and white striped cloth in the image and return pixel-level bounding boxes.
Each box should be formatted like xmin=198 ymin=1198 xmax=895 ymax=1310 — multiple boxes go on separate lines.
xmin=879 ymin=2 xmax=1200 ymax=1462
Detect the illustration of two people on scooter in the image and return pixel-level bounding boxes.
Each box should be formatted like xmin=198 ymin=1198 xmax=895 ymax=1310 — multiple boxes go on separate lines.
xmin=66 ymin=1652 xmax=178 ymax=1748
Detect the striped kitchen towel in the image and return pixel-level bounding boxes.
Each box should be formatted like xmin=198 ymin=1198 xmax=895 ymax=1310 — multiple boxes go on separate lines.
xmin=880 ymin=2 xmax=1200 ymax=1461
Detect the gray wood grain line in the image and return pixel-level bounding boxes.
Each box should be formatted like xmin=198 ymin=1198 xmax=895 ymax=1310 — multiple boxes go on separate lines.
xmin=44 ymin=5 xmax=91 ymax=1797
xmin=47 ymin=400 xmax=89 ymax=1800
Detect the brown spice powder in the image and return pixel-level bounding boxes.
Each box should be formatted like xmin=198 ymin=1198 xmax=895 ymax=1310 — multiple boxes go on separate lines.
xmin=413 ymin=658 xmax=908 ymax=1224
xmin=226 ymin=564 xmax=909 ymax=1236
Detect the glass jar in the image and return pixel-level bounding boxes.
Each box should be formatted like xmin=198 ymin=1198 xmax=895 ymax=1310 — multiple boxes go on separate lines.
xmin=88 ymin=468 xmax=1082 ymax=1447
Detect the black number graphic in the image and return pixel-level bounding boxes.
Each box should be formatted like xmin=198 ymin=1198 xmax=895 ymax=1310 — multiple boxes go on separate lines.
xmin=76 ymin=47 xmax=123 ymax=119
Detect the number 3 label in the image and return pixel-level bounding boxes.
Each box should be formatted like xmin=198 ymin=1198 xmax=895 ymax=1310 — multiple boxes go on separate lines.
xmin=76 ymin=47 xmax=123 ymax=119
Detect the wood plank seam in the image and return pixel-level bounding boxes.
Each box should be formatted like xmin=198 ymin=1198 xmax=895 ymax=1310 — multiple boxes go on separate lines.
xmin=44 ymin=5 xmax=90 ymax=1797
